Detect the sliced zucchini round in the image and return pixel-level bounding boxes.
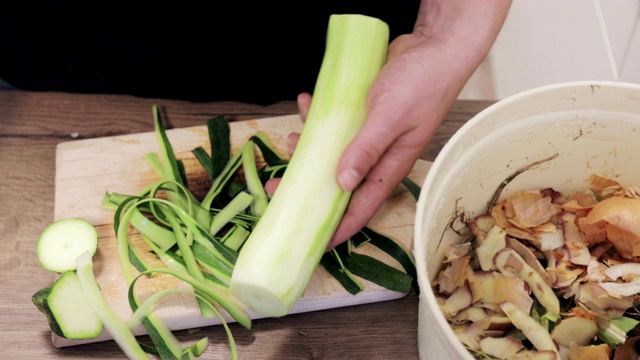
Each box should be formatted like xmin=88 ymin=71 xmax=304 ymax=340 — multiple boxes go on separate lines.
xmin=37 ymin=218 xmax=98 ymax=272
xmin=47 ymin=271 xmax=103 ymax=339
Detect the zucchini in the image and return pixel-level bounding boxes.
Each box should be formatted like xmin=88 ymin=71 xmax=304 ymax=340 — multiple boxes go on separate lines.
xmin=36 ymin=218 xmax=98 ymax=273
xmin=75 ymin=251 xmax=150 ymax=359
xmin=44 ymin=271 xmax=104 ymax=339
xmin=229 ymin=14 xmax=390 ymax=317
xmin=32 ymin=285 xmax=64 ymax=338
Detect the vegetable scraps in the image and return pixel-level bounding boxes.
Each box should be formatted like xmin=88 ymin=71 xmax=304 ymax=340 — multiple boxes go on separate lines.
xmin=434 ymin=174 xmax=640 ymax=360
xmin=32 ymin=14 xmax=420 ymax=360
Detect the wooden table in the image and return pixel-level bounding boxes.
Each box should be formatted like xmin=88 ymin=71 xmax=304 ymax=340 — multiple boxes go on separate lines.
xmin=0 ymin=88 xmax=493 ymax=359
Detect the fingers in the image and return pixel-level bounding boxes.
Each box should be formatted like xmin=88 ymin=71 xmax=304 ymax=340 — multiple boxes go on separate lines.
xmin=265 ymin=92 xmax=307 ymax=197
xmin=329 ymin=118 xmax=438 ymax=250
xmin=297 ymin=92 xmax=312 ymax=122
xmin=331 ymin=56 xmax=424 ymax=247
xmin=334 ymin=55 xmax=422 ymax=193
xmin=264 ymin=177 xmax=280 ymax=197
xmin=336 ymin=122 xmax=396 ymax=192
xmin=327 ymin=142 xmax=422 ymax=251
xmin=286 ymin=132 xmax=299 ymax=157
xmin=335 ymin=84 xmax=402 ymax=192
xmin=266 ymin=131 xmax=298 ymax=196
xmin=287 ymin=92 xmax=308 ymax=156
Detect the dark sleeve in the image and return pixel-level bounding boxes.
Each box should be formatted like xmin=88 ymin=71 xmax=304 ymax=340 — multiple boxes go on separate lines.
xmin=0 ymin=1 xmax=418 ymax=105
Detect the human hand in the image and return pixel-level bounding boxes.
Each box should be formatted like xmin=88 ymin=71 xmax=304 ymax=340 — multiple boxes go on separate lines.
xmin=265 ymin=60 xmax=449 ymax=252
xmin=264 ymin=66 xmax=445 ymax=252
xmin=324 ymin=1 xmax=511 ymax=250
xmin=327 ymin=34 xmax=465 ymax=250
xmin=266 ymin=1 xmax=511 ymax=251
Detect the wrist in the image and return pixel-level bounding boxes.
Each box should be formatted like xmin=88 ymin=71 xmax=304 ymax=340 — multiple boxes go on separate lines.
xmin=413 ymin=0 xmax=511 ymax=71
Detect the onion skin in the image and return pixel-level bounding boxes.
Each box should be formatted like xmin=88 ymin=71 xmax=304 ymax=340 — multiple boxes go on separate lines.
xmin=570 ymin=342 xmax=612 ymax=360
xmin=585 ymin=197 xmax=640 ymax=237
xmin=585 ymin=197 xmax=640 ymax=258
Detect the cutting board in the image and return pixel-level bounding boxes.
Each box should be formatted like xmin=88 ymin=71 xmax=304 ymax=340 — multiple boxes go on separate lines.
xmin=52 ymin=114 xmax=431 ymax=347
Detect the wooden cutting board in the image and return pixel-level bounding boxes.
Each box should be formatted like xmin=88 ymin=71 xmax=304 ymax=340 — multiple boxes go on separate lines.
xmin=52 ymin=114 xmax=431 ymax=347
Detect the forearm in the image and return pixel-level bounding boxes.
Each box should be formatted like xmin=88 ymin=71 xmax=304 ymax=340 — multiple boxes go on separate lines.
xmin=376 ymin=0 xmax=511 ymax=137
xmin=412 ymin=0 xmax=512 ymax=79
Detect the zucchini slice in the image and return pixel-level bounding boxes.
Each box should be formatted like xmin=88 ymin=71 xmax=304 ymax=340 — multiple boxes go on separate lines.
xmin=47 ymin=271 xmax=103 ymax=339
xmin=36 ymin=218 xmax=98 ymax=273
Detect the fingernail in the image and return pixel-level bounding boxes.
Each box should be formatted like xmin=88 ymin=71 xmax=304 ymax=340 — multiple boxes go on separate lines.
xmin=337 ymin=168 xmax=361 ymax=192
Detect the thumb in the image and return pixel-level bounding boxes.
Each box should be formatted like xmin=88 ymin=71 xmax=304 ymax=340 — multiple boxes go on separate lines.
xmin=336 ymin=116 xmax=396 ymax=192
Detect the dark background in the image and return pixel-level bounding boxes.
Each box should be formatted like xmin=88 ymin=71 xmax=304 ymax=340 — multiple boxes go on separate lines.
xmin=0 ymin=1 xmax=419 ymax=105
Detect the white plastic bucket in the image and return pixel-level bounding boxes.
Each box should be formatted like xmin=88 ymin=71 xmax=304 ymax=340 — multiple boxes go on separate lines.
xmin=414 ymin=81 xmax=640 ymax=359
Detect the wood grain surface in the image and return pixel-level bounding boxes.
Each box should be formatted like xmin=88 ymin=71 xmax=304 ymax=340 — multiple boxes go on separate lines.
xmin=0 ymin=88 xmax=492 ymax=359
